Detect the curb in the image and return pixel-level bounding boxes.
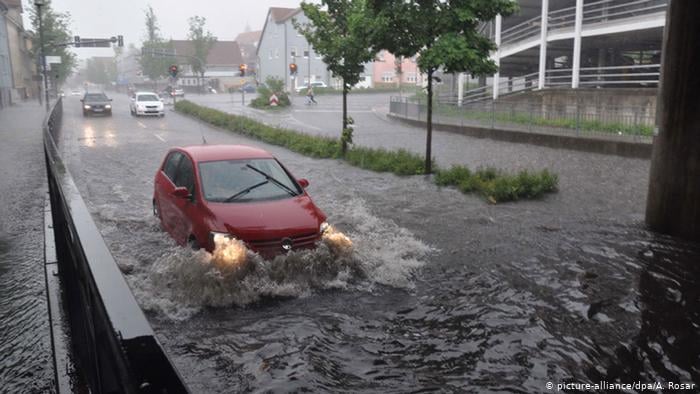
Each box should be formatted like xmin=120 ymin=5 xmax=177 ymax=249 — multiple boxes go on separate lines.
xmin=386 ymin=113 xmax=653 ymax=159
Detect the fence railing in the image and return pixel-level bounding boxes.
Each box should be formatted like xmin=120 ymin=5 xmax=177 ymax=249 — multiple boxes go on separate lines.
xmin=546 ymin=64 xmax=660 ymax=87
xmin=43 ymin=97 xmax=191 ymax=393
xmin=500 ymin=0 xmax=667 ymax=47
xmin=390 ymin=95 xmax=654 ymax=142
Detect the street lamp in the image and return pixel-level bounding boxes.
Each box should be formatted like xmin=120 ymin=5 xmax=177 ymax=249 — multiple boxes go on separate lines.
xmin=35 ymin=0 xmax=50 ymax=111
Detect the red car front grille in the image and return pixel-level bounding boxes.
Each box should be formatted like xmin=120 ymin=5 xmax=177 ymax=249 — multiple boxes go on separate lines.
xmin=247 ymin=232 xmax=321 ymax=256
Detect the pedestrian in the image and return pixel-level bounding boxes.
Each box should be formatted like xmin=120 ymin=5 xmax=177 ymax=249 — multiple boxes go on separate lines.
xmin=306 ymin=86 xmax=317 ymax=104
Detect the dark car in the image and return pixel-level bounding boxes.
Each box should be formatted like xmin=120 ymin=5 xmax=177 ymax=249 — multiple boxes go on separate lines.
xmin=240 ymin=83 xmax=257 ymax=93
xmin=81 ymin=92 xmax=112 ymax=116
xmin=153 ymin=144 xmax=330 ymax=258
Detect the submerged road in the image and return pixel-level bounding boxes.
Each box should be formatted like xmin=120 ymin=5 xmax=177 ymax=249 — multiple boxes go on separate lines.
xmin=58 ymin=93 xmax=700 ymax=392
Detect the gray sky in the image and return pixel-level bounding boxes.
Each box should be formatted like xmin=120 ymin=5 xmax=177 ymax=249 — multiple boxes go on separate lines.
xmin=30 ymin=0 xmax=309 ymax=59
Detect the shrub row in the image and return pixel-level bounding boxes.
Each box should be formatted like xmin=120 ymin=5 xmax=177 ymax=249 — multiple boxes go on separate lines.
xmin=175 ymin=100 xmax=558 ymax=203
xmin=434 ymin=165 xmax=558 ymax=203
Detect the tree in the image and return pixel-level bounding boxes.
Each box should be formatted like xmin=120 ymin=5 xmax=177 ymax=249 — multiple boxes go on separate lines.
xmin=139 ymin=6 xmax=172 ymax=85
xmin=368 ymin=0 xmax=518 ymax=173
xmin=28 ymin=3 xmax=77 ymax=86
xmin=85 ymin=57 xmax=117 ymax=85
xmin=187 ymin=16 xmax=216 ymax=92
xmin=295 ymin=0 xmax=377 ymax=155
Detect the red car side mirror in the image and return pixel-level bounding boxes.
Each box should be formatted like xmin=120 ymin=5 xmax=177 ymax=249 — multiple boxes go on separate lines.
xmin=171 ymin=187 xmax=191 ymax=199
xmin=298 ymin=178 xmax=309 ymax=188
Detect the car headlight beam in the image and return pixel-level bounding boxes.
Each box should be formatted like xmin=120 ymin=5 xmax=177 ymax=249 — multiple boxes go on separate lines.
xmin=84 ymin=105 xmax=91 ymax=109
xmin=320 ymin=222 xmax=330 ymax=234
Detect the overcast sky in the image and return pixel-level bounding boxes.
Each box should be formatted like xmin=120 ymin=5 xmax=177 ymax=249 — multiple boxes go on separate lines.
xmin=26 ymin=0 xmax=310 ymax=59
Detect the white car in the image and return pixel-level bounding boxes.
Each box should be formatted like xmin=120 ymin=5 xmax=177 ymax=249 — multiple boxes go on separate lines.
xmin=130 ymin=92 xmax=165 ymax=117
xmin=295 ymin=81 xmax=328 ymax=93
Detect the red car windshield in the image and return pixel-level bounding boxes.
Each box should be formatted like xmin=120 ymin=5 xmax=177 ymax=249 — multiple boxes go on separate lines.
xmin=198 ymin=158 xmax=300 ymax=203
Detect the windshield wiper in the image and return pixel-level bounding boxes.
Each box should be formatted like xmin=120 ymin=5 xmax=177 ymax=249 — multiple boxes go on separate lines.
xmin=224 ymin=180 xmax=268 ymax=202
xmin=245 ymin=164 xmax=297 ymax=197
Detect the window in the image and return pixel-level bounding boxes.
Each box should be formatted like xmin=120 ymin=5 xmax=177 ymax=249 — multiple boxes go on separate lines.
xmin=382 ymin=71 xmax=395 ymax=83
xmin=406 ymin=73 xmax=417 ymax=83
xmin=303 ymin=49 xmax=309 ymax=58
xmin=291 ymin=47 xmax=297 ymax=58
xmin=174 ymin=155 xmax=195 ymax=195
xmin=198 ymin=159 xmax=300 ymax=202
xmin=163 ymin=152 xmax=182 ymax=182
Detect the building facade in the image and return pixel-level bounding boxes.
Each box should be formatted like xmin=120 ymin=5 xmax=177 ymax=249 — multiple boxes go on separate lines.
xmin=171 ymin=40 xmax=244 ymax=92
xmin=1 ymin=0 xmax=36 ymax=102
xmin=0 ymin=1 xmax=13 ymax=108
xmin=235 ymin=30 xmax=261 ymax=75
xmin=372 ymin=50 xmax=420 ymax=87
xmin=257 ymin=8 xmax=330 ymax=91
xmin=456 ymin=0 xmax=667 ymax=104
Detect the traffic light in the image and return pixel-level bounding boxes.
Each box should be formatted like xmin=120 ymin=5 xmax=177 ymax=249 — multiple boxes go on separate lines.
xmin=239 ymin=63 xmax=247 ymax=77
xmin=289 ymin=63 xmax=298 ymax=75
xmin=169 ymin=65 xmax=178 ymax=78
xmin=74 ymin=36 xmax=81 ymax=47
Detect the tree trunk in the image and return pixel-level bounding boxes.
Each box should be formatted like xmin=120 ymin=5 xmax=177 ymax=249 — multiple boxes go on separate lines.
xmin=425 ymin=69 xmax=434 ymax=174
xmin=342 ymin=83 xmax=349 ymax=155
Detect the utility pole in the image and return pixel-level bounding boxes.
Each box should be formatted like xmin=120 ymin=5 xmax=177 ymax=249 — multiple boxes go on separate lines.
xmin=308 ymin=46 xmax=311 ymax=86
xmin=35 ymin=0 xmax=50 ymax=112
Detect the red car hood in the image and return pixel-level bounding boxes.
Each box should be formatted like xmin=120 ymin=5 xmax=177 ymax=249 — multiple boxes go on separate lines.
xmin=207 ymin=195 xmax=326 ymax=241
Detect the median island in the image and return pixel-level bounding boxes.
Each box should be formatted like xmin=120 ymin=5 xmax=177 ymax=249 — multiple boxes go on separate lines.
xmin=175 ymin=100 xmax=558 ymax=203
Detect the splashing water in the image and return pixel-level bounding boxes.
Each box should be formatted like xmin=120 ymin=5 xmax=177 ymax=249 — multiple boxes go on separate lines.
xmin=128 ymin=198 xmax=433 ymax=320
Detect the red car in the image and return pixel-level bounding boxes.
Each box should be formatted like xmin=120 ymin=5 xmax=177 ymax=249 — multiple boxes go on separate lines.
xmin=153 ymin=145 xmax=328 ymax=257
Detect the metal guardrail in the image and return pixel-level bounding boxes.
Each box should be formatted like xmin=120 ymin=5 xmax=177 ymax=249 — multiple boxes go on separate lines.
xmin=43 ymin=97 xmax=190 ymax=393
xmin=390 ymin=95 xmax=654 ymax=142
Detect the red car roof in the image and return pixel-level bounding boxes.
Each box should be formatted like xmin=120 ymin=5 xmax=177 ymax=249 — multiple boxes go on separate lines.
xmin=178 ymin=145 xmax=274 ymax=162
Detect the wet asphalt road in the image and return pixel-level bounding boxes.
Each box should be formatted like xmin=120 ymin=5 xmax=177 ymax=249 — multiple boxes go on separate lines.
xmin=58 ymin=93 xmax=700 ymax=392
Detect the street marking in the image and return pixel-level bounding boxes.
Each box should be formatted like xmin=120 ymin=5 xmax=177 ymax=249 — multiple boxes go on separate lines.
xmin=153 ymin=134 xmax=166 ymax=142
xmin=137 ymin=121 xmax=147 ymax=129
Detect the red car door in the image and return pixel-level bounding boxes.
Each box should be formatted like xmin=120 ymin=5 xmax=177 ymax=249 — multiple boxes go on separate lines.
xmin=156 ymin=151 xmax=183 ymax=237
xmin=170 ymin=154 xmax=200 ymax=245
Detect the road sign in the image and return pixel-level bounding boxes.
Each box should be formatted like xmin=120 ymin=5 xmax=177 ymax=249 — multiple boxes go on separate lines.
xmin=45 ymin=56 xmax=61 ymax=64
xmin=76 ymin=38 xmax=112 ymax=48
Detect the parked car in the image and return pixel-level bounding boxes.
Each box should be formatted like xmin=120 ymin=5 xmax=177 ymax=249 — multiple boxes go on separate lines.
xmin=171 ymin=88 xmax=185 ymax=98
xmin=81 ymin=92 xmax=112 ymax=116
xmin=70 ymin=89 xmax=82 ymax=96
xmin=239 ymin=83 xmax=257 ymax=93
xmin=152 ymin=145 xmax=328 ymax=258
xmin=294 ymin=81 xmax=328 ymax=93
xmin=130 ymin=92 xmax=165 ymax=117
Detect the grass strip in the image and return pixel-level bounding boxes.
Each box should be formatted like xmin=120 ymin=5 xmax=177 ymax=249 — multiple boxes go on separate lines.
xmin=175 ymin=100 xmax=558 ymax=203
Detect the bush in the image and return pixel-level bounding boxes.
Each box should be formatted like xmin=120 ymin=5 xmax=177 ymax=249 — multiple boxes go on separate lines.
xmin=250 ymin=77 xmax=290 ymax=109
xmin=175 ymin=100 xmax=559 ymax=203
xmin=434 ymin=165 xmax=558 ymax=203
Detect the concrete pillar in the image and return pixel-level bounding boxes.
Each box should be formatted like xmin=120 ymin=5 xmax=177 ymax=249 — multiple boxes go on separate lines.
xmin=572 ymin=0 xmax=584 ymax=88
xmin=646 ymin=1 xmax=700 ymax=242
xmin=493 ymin=14 xmax=502 ymax=100
xmin=538 ymin=0 xmax=549 ymax=89
xmin=457 ymin=72 xmax=465 ymax=107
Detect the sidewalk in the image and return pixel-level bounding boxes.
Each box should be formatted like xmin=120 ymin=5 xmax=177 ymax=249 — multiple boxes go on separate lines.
xmin=0 ymin=101 xmax=55 ymax=392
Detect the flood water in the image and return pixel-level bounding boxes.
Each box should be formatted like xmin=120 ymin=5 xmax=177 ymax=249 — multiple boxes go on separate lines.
xmin=58 ymin=95 xmax=700 ymax=393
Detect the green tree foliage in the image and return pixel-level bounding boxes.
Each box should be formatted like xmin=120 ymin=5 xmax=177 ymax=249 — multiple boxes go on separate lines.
xmin=85 ymin=57 xmax=117 ymax=85
xmin=368 ymin=0 xmax=518 ymax=173
xmin=139 ymin=6 xmax=172 ymax=83
xmin=295 ymin=0 xmax=377 ymax=154
xmin=29 ymin=3 xmax=77 ymax=85
xmin=187 ymin=16 xmax=216 ymax=89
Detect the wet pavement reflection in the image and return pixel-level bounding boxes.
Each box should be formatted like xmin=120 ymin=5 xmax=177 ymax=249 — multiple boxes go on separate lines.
xmin=57 ymin=94 xmax=700 ymax=392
